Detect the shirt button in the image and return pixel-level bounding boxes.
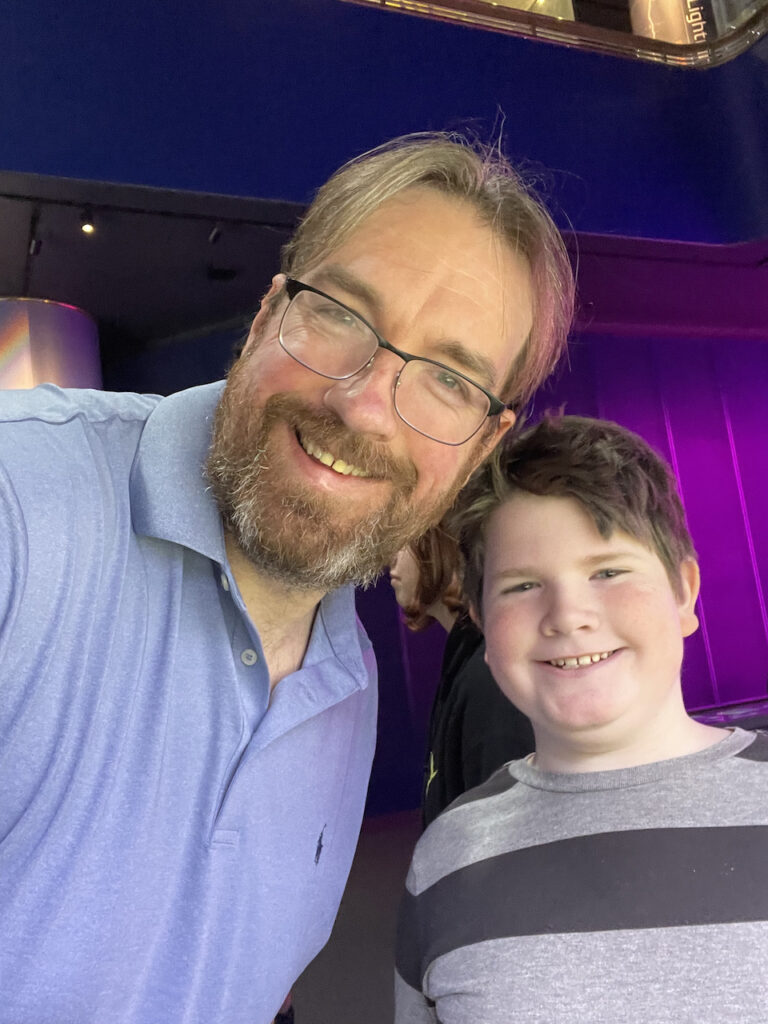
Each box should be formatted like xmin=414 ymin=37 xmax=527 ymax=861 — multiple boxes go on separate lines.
xmin=240 ymin=648 xmax=258 ymax=666
xmin=220 ymin=573 xmax=230 ymax=591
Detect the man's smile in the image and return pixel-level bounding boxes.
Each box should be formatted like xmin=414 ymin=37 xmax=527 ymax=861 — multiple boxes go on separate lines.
xmin=298 ymin=432 xmax=373 ymax=478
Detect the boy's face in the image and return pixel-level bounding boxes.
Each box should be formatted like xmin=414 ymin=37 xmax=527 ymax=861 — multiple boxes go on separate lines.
xmin=481 ymin=492 xmax=700 ymax=762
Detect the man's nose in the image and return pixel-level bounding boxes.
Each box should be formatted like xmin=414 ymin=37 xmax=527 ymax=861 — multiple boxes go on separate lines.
xmin=322 ymin=351 xmax=402 ymax=441
xmin=540 ymin=584 xmax=600 ymax=637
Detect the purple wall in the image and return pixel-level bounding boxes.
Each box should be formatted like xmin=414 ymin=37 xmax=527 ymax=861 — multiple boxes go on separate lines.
xmin=534 ymin=330 xmax=768 ymax=711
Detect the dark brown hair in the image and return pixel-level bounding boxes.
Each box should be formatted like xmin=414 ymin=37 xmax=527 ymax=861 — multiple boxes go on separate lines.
xmin=453 ymin=414 xmax=697 ymax=618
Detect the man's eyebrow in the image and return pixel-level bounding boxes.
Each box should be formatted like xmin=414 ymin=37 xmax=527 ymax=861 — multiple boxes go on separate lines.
xmin=429 ymin=339 xmax=497 ymax=392
xmin=310 ymin=265 xmax=383 ymax=319
xmin=310 ymin=264 xmax=500 ymax=392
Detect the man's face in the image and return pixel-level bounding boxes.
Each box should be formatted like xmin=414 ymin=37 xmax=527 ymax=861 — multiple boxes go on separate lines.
xmin=481 ymin=493 xmax=700 ymax=763
xmin=207 ymin=187 xmax=532 ymax=591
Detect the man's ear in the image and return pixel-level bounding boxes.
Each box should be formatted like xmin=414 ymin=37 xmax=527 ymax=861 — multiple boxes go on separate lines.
xmin=455 ymin=409 xmax=516 ymax=493
xmin=240 ymin=274 xmax=285 ymax=358
xmin=478 ymin=409 xmax=516 ymax=461
xmin=677 ymin=558 xmax=701 ymax=639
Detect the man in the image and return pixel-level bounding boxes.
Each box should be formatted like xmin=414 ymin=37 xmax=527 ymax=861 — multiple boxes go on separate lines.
xmin=0 ymin=134 xmax=572 ymax=1023
xmin=395 ymin=415 xmax=768 ymax=1024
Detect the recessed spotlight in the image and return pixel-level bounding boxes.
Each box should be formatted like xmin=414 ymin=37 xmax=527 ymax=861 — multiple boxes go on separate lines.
xmin=80 ymin=208 xmax=96 ymax=235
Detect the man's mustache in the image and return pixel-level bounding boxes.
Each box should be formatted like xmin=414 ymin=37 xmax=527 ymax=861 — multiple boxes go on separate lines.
xmin=261 ymin=393 xmax=418 ymax=491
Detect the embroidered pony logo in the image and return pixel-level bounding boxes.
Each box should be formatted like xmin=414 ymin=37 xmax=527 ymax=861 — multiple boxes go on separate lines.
xmin=315 ymin=824 xmax=327 ymax=865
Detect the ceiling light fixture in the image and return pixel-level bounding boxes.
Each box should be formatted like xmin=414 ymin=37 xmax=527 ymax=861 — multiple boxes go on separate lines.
xmin=80 ymin=208 xmax=96 ymax=235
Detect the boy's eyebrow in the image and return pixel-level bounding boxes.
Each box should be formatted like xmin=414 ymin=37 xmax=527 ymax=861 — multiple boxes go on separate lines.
xmin=488 ymin=566 xmax=540 ymax=582
xmin=581 ymin=550 xmax=644 ymax=566
xmin=487 ymin=551 xmax=644 ymax=582
xmin=310 ymin=264 xmax=498 ymax=390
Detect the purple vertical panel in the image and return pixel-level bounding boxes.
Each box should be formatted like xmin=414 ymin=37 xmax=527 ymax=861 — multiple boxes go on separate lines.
xmin=655 ymin=339 xmax=768 ymax=708
xmin=587 ymin=333 xmax=671 ymax=455
xmin=713 ymin=339 xmax=768 ymax=699
xmin=529 ymin=332 xmax=601 ymax=420
xmin=587 ymin=332 xmax=715 ymax=708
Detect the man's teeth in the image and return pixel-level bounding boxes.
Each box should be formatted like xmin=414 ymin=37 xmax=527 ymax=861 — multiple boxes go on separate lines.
xmin=302 ymin=437 xmax=370 ymax=477
xmin=548 ymin=651 xmax=614 ymax=668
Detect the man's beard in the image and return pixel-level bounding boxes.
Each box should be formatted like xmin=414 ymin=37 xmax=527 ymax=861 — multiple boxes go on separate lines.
xmin=206 ymin=359 xmax=470 ymax=592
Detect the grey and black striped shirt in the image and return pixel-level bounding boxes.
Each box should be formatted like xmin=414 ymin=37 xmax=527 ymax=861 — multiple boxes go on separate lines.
xmin=396 ymin=727 xmax=768 ymax=1023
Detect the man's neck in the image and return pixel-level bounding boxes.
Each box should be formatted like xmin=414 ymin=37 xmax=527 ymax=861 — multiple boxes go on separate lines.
xmin=224 ymin=534 xmax=326 ymax=690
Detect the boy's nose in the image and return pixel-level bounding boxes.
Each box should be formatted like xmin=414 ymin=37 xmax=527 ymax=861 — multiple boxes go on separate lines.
xmin=540 ymin=586 xmax=600 ymax=637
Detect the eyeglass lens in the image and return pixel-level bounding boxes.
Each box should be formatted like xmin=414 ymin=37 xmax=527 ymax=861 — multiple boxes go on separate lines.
xmin=279 ymin=288 xmax=490 ymax=445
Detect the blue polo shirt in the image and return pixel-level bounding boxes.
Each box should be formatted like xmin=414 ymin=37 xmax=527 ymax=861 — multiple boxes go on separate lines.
xmin=0 ymin=383 xmax=378 ymax=1023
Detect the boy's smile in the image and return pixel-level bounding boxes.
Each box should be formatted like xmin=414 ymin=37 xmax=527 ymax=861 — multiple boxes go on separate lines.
xmin=481 ymin=491 xmax=703 ymax=771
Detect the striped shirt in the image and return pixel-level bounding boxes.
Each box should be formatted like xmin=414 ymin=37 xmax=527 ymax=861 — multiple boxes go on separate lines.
xmin=396 ymin=727 xmax=768 ymax=1023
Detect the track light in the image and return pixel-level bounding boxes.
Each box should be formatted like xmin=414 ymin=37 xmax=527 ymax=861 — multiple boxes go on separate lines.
xmin=80 ymin=208 xmax=96 ymax=235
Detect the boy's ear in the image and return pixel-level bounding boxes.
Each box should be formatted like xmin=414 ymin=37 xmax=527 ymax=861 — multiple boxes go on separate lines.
xmin=468 ymin=601 xmax=483 ymax=632
xmin=677 ymin=559 xmax=701 ymax=639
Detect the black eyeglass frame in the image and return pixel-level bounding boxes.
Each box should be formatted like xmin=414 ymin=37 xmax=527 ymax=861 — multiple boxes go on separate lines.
xmin=279 ymin=277 xmax=508 ymax=446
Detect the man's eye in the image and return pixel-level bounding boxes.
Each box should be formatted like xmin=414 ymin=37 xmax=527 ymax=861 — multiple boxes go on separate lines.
xmin=316 ymin=303 xmax=357 ymax=327
xmin=593 ymin=568 xmax=627 ymax=580
xmin=428 ymin=367 xmax=471 ymax=403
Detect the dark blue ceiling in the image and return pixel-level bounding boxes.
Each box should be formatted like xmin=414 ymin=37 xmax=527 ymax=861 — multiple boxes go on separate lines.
xmin=2 ymin=0 xmax=768 ymax=242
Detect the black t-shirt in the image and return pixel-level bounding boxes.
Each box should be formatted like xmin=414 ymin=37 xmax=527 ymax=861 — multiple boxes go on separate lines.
xmin=422 ymin=615 xmax=535 ymax=829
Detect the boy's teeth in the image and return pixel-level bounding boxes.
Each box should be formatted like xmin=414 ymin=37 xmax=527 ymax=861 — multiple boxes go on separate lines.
xmin=549 ymin=651 xmax=613 ymax=668
xmin=302 ymin=438 xmax=370 ymax=478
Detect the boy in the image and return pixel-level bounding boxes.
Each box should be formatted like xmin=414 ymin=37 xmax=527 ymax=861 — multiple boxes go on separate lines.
xmin=395 ymin=415 xmax=768 ymax=1024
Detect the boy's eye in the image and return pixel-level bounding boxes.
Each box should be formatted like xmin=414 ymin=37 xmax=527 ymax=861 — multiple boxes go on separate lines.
xmin=592 ymin=568 xmax=627 ymax=580
xmin=503 ymin=581 xmax=538 ymax=594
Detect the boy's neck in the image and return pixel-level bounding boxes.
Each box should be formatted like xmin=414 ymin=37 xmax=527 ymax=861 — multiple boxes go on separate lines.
xmin=531 ymin=716 xmax=727 ymax=774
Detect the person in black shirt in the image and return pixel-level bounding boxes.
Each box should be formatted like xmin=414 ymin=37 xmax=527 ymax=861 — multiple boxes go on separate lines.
xmin=389 ymin=526 xmax=535 ymax=828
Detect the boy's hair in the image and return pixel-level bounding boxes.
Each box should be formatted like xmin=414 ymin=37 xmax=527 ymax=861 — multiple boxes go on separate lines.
xmin=453 ymin=415 xmax=697 ymax=618
xmin=400 ymin=524 xmax=464 ymax=633
xmin=279 ymin=132 xmax=574 ymax=409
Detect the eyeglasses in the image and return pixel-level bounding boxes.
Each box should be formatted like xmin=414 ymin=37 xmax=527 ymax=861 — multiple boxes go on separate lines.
xmin=278 ymin=278 xmax=507 ymax=446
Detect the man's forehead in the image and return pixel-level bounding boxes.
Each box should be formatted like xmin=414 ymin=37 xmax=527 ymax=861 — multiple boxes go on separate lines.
xmin=303 ymin=193 xmax=533 ymax=387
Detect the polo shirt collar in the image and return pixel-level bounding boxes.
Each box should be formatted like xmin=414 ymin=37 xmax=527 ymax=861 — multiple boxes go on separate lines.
xmin=130 ymin=381 xmax=370 ymax=690
xmin=130 ymin=381 xmax=227 ymax=563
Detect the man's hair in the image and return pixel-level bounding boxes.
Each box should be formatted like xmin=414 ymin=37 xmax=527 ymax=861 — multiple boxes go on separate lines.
xmin=280 ymin=132 xmax=574 ymax=409
xmin=453 ymin=415 xmax=697 ymax=617
xmin=400 ymin=523 xmax=464 ymax=633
